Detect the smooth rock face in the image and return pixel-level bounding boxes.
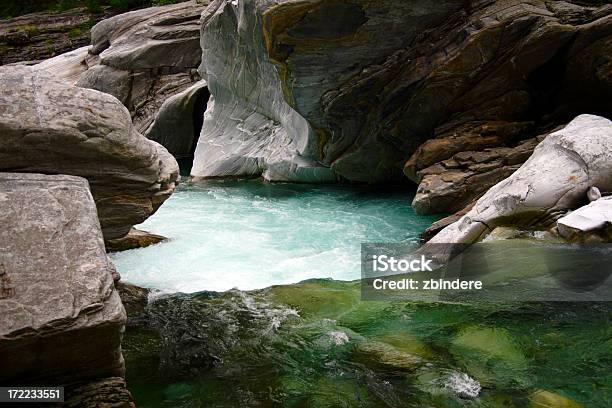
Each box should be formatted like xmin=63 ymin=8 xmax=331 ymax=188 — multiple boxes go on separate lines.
xmin=557 ymin=197 xmax=612 ymax=242
xmin=428 ymin=115 xmax=612 ymax=245
xmin=33 ymin=45 xmax=91 ymax=86
xmin=0 ymin=173 xmax=125 ymax=385
xmin=145 ymin=80 xmax=209 ymax=158
xmin=0 ymin=65 xmax=179 ymax=240
xmin=192 ymin=0 xmax=612 ymax=183
xmin=77 ymin=1 xmax=208 ymax=134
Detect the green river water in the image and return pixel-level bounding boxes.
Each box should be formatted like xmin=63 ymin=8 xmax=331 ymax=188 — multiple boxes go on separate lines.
xmin=113 ymin=181 xmax=611 ymax=407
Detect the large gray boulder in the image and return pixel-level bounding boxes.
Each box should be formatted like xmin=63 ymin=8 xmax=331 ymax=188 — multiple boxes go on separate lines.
xmin=0 ymin=173 xmax=125 ymax=385
xmin=77 ymin=1 xmax=208 ymax=134
xmin=428 ymin=115 xmax=612 ymax=245
xmin=191 ymin=0 xmax=612 ymax=184
xmin=0 ymin=65 xmax=179 ymax=240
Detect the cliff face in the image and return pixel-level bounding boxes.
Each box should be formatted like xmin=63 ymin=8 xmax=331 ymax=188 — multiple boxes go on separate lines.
xmin=191 ymin=0 xmax=612 ymax=195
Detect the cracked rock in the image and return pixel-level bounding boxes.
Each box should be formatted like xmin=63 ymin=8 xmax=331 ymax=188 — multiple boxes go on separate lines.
xmin=0 ymin=172 xmax=126 ymax=385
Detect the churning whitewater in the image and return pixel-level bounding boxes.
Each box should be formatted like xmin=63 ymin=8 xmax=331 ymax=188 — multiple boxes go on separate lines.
xmin=110 ymin=181 xmax=439 ymax=293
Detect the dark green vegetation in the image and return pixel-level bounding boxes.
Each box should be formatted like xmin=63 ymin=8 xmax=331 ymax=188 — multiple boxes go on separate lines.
xmin=124 ymin=280 xmax=611 ymax=407
xmin=0 ymin=0 xmax=188 ymax=18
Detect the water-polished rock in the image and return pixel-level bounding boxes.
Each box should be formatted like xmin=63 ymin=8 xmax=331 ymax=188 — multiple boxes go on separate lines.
xmin=0 ymin=173 xmax=126 ymax=385
xmin=192 ymin=0 xmax=612 ymax=183
xmin=77 ymin=0 xmax=208 ymax=134
xmin=33 ymin=45 xmax=92 ymax=86
xmin=428 ymin=115 xmax=612 ymax=245
xmin=557 ymin=196 xmax=612 ymax=243
xmin=0 ymin=65 xmax=179 ymax=240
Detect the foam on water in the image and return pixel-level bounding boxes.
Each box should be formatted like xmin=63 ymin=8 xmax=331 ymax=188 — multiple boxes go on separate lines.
xmin=109 ymin=180 xmax=439 ymax=293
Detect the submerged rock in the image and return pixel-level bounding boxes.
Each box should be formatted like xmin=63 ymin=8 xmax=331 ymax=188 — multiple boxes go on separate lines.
xmin=416 ymin=369 xmax=481 ymax=399
xmin=354 ymin=340 xmax=424 ymax=372
xmin=0 ymin=172 xmax=126 ymax=385
xmin=450 ymin=326 xmax=529 ymax=387
xmin=427 ymin=115 xmax=612 ymax=245
xmin=0 ymin=65 xmax=179 ymax=240
xmin=192 ymin=0 xmax=612 ymax=184
xmin=528 ymin=390 xmax=584 ymax=408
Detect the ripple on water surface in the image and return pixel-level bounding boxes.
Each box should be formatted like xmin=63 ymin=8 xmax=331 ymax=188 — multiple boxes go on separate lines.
xmin=109 ymin=180 xmax=440 ymax=293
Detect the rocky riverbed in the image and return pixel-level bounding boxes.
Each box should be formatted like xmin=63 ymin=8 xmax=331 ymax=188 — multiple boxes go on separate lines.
xmin=121 ymin=280 xmax=610 ymax=407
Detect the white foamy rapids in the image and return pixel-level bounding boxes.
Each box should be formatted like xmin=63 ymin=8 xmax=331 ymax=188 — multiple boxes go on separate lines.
xmin=444 ymin=371 xmax=481 ymax=399
xmin=110 ymin=182 xmax=436 ymax=293
xmin=328 ymin=331 xmax=350 ymax=346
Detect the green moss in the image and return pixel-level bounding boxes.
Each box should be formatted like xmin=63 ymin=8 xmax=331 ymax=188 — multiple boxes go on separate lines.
xmin=67 ymin=27 xmax=82 ymax=38
xmin=85 ymin=0 xmax=102 ymax=13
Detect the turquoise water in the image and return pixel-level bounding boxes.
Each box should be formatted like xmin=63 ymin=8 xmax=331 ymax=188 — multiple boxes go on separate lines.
xmin=110 ymin=181 xmax=440 ymax=293
xmin=116 ymin=181 xmax=612 ymax=407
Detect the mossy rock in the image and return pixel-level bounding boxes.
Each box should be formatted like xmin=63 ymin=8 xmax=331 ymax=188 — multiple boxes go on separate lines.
xmin=353 ymin=340 xmax=423 ymax=372
xmin=528 ymin=390 xmax=584 ymax=408
xmin=450 ymin=326 xmax=530 ymax=387
xmin=267 ymin=280 xmax=360 ymax=320
xmin=370 ymin=330 xmax=433 ymax=360
xmin=476 ymin=392 xmax=522 ymax=408
xmin=305 ymin=376 xmax=371 ymax=408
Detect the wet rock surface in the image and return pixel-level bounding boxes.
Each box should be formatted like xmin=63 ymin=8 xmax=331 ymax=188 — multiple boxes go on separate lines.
xmin=116 ymin=281 xmax=151 ymax=324
xmin=192 ymin=0 xmax=612 ymax=185
xmin=0 ymin=65 xmax=179 ymax=240
xmin=0 ymin=172 xmax=125 ymax=385
xmin=64 ymin=377 xmax=135 ymax=408
xmin=106 ymin=228 xmax=168 ymax=253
